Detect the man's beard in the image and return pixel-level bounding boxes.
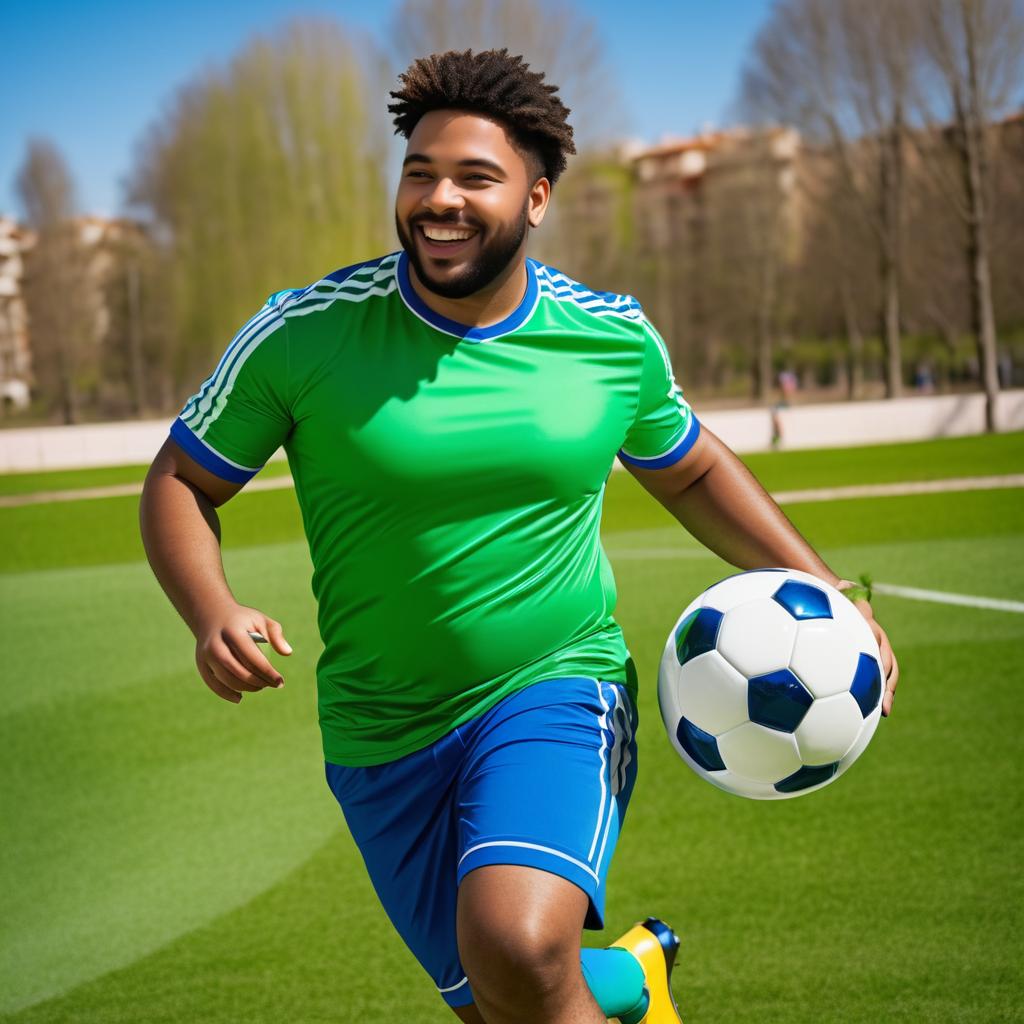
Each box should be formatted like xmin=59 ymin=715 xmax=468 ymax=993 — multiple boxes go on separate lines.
xmin=396 ymin=201 xmax=530 ymax=300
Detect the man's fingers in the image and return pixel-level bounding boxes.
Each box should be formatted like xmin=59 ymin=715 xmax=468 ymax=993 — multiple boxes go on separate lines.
xmin=209 ymin=640 xmax=263 ymax=691
xmin=882 ymin=685 xmax=895 ymax=716
xmin=208 ymin=658 xmax=256 ymax=694
xmin=874 ymin=627 xmax=899 ymax=717
xmin=264 ymin=618 xmax=293 ymax=657
xmin=197 ymin=660 xmax=242 ymax=703
xmin=226 ymin=631 xmax=283 ymax=688
xmin=883 ymin=647 xmax=899 ymax=714
xmin=852 ymin=599 xmax=898 ymax=719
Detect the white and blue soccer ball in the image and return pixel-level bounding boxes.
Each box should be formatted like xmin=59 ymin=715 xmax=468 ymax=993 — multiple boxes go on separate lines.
xmin=658 ymin=568 xmax=884 ymax=800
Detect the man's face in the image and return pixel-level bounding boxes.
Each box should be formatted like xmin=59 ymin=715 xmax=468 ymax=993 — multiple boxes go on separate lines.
xmin=395 ymin=110 xmax=548 ymax=299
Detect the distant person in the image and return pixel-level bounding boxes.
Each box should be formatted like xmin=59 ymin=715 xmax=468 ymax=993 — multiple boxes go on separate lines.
xmin=914 ymin=361 xmax=935 ymax=394
xmin=140 ymin=48 xmax=898 ymax=1024
xmin=771 ymin=402 xmax=784 ymax=450
xmin=771 ymin=369 xmax=797 ymax=450
xmin=998 ymin=349 xmax=1013 ymax=388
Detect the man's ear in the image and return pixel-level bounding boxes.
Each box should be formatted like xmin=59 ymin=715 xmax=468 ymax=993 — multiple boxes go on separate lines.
xmin=528 ymin=175 xmax=551 ymax=228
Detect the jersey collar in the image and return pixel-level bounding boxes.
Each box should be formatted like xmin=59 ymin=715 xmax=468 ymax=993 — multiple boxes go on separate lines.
xmin=396 ymin=250 xmax=539 ymax=343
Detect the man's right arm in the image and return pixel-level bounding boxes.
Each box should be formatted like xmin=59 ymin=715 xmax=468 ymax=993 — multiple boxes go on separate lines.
xmin=139 ymin=437 xmax=292 ymax=704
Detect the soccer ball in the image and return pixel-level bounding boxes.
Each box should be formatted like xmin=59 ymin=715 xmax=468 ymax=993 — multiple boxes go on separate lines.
xmin=658 ymin=568 xmax=884 ymax=800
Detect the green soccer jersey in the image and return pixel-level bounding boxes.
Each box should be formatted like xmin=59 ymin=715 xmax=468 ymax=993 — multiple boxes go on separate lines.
xmin=170 ymin=251 xmax=700 ymax=766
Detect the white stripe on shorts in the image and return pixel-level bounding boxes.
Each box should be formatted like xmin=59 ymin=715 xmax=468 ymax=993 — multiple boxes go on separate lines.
xmin=594 ymin=686 xmax=623 ymax=874
xmin=459 ymin=840 xmax=601 ymax=884
xmin=587 ymin=679 xmax=611 ymax=862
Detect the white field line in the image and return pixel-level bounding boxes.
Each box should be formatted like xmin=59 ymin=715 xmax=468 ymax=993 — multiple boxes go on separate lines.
xmin=1 ymin=471 xmax=1022 ymax=510
xmin=0 ymin=473 xmax=294 ymax=508
xmin=602 ymin=549 xmax=1024 ymax=614
xmin=871 ymin=583 xmax=1024 ymax=614
xmin=769 ymin=473 xmax=1024 ymax=504
xmin=601 ymin=550 xmax=1023 ymax=614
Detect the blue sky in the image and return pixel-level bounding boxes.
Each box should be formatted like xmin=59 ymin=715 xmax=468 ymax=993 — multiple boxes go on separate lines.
xmin=1 ymin=0 xmax=773 ymax=217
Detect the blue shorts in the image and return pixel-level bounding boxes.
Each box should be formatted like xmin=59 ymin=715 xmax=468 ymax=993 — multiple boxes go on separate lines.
xmin=325 ymin=676 xmax=639 ymax=1008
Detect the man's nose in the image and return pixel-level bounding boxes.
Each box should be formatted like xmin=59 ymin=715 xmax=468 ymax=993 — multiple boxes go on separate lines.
xmin=421 ymin=177 xmax=464 ymax=213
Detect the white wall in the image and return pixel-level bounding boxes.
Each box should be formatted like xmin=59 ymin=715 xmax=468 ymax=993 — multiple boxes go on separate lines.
xmin=699 ymin=389 xmax=1024 ymax=456
xmin=0 ymin=390 xmax=1021 ymax=473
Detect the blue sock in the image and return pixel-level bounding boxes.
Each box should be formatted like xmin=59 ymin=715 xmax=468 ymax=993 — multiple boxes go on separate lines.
xmin=580 ymin=947 xmax=649 ymax=1022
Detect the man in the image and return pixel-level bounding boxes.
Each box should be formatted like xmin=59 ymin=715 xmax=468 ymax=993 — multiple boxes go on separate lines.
xmin=140 ymin=49 xmax=898 ymax=1024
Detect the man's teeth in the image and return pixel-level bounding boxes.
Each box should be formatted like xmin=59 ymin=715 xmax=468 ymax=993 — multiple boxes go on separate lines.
xmin=422 ymin=226 xmax=476 ymax=242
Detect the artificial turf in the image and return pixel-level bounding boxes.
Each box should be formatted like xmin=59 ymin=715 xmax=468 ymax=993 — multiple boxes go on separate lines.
xmin=1 ymin=434 xmax=1021 ymax=1022
xmin=0 ymin=429 xmax=1019 ymax=498
xmin=0 ymin=456 xmax=292 ymax=498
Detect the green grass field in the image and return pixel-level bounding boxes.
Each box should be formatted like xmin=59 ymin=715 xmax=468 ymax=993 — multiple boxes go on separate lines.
xmin=2 ymin=433 xmax=1022 ymax=1023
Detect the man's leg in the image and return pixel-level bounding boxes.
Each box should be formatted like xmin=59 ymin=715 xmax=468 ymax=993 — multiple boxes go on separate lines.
xmin=457 ymin=864 xmax=604 ymax=1024
xmin=450 ymin=676 xmax=642 ymax=1022
xmin=452 ymin=1006 xmax=487 ymax=1024
xmin=324 ymin=745 xmax=475 ymax=1012
xmin=326 ymin=677 xmax=656 ymax=1021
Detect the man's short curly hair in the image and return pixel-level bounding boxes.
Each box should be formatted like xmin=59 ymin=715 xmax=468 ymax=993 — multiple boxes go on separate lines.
xmin=388 ymin=48 xmax=576 ymax=185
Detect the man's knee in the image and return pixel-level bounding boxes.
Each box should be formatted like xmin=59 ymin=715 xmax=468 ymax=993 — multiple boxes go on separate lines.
xmin=457 ymin=866 xmax=587 ymax=1008
xmin=460 ymin=911 xmax=579 ymax=1005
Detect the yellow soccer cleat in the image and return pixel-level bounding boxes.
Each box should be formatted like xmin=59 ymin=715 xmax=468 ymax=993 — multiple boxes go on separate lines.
xmin=608 ymin=917 xmax=683 ymax=1023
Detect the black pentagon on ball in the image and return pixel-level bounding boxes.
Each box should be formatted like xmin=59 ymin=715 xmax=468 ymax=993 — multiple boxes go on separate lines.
xmin=748 ymin=668 xmax=814 ymax=732
xmin=850 ymin=652 xmax=882 ymax=716
xmin=774 ymin=762 xmax=839 ymax=793
xmin=676 ymin=716 xmax=726 ymax=772
xmin=674 ymin=607 xmax=723 ymax=667
xmin=772 ymin=579 xmax=833 ymax=620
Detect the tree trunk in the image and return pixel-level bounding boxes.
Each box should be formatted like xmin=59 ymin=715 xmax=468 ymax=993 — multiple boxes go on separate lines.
xmin=960 ymin=6 xmax=1000 ymax=433
xmin=127 ymin=261 xmax=147 ymax=417
xmin=881 ymin=250 xmax=902 ymax=398
xmin=754 ymin=245 xmax=776 ymax=403
xmin=55 ymin=337 xmax=78 ymax=425
xmin=879 ymin=111 xmax=904 ymax=399
xmin=841 ymin=280 xmax=864 ymax=400
xmin=966 ymin=216 xmax=1000 ymax=430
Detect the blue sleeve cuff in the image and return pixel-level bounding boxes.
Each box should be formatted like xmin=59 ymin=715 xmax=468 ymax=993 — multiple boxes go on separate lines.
xmin=618 ymin=415 xmax=701 ymax=470
xmin=169 ymin=418 xmax=261 ymax=484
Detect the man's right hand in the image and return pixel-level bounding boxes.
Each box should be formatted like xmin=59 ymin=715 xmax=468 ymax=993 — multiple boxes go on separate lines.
xmin=194 ymin=605 xmax=293 ymax=703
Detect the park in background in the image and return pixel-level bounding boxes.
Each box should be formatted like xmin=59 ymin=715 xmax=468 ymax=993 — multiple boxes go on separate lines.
xmin=1 ymin=0 xmax=1022 ymax=430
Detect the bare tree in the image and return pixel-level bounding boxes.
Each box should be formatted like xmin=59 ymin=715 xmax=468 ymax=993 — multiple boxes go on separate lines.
xmin=701 ymin=130 xmax=801 ymax=401
xmin=541 ymin=150 xmax=637 ymax=285
xmin=789 ymin=138 xmax=883 ymax=399
xmin=741 ymin=0 xmax=916 ymax=398
xmin=389 ymin=0 xmax=624 ymax=150
xmin=913 ymin=0 xmax=1024 ymax=429
xmin=987 ymin=114 xmax=1024 ymax=373
xmin=14 ymin=140 xmax=93 ymax=423
xmin=99 ymin=224 xmax=174 ymax=418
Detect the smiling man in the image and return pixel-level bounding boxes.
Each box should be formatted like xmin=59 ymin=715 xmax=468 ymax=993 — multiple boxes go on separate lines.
xmin=140 ymin=48 xmax=897 ymax=1024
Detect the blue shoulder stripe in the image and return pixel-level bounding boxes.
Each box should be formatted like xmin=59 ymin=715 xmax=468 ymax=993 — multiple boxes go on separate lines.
xmin=618 ymin=416 xmax=701 ymax=469
xmin=324 ymin=253 xmax=394 ymax=285
xmin=169 ymin=417 xmax=261 ymax=483
xmin=534 ymin=263 xmax=643 ymax=318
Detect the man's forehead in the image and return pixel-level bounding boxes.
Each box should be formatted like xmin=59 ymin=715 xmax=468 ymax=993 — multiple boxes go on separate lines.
xmin=406 ymin=109 xmax=518 ymax=157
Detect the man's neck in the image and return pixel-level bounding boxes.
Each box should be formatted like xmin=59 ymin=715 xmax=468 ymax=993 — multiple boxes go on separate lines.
xmin=408 ymin=256 xmax=528 ymax=328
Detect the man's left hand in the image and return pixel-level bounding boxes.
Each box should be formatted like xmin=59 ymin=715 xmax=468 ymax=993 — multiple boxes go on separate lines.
xmin=837 ymin=579 xmax=899 ymax=717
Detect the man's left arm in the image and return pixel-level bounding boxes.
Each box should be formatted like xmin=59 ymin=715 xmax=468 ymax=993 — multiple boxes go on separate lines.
xmin=621 ymin=425 xmax=900 ymax=716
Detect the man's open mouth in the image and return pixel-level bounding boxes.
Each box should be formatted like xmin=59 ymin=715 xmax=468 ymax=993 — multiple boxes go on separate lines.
xmin=416 ymin=223 xmax=479 ymax=256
